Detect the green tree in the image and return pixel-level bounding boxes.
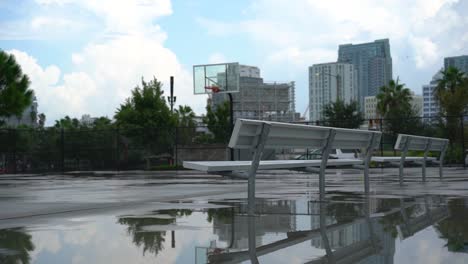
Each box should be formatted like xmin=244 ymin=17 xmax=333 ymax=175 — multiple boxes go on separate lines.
xmin=203 ymin=101 xmax=231 ymax=143
xmin=92 ymin=116 xmax=113 ymax=129
xmin=114 ymin=77 xmax=176 ymax=155
xmin=434 ymin=66 xmax=468 ymax=144
xmin=54 ymin=116 xmax=80 ymax=129
xmin=322 ymin=100 xmax=363 ymax=128
xmin=38 ymin=113 xmax=46 ymax=128
xmin=0 ymin=51 xmax=34 ymax=125
xmin=29 ymin=110 xmax=37 ymax=126
xmin=376 ymin=79 xmax=422 ymax=135
xmin=175 ymin=105 xmax=196 ymax=145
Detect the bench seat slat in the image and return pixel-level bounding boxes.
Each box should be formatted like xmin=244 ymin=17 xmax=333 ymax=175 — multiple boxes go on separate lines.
xmin=183 ymin=159 xmax=363 ymax=172
xmin=372 ymin=156 xmax=436 ymax=162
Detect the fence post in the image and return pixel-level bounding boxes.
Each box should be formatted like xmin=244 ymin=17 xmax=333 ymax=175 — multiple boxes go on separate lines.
xmin=175 ymin=126 xmax=178 ymax=167
xmin=379 ymin=118 xmax=383 ymax=157
xmin=12 ymin=129 xmax=17 ymax=174
xmin=116 ymin=128 xmax=120 ymax=171
xmin=461 ymin=115 xmax=465 ymax=168
xmin=61 ymin=128 xmax=65 ymax=173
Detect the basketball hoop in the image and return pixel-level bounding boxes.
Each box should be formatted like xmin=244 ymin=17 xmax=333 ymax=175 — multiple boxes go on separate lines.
xmin=205 ymin=86 xmax=221 ymax=93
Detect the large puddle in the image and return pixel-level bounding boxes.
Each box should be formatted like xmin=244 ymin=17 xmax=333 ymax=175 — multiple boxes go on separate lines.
xmin=1 ymin=193 xmax=468 ymax=263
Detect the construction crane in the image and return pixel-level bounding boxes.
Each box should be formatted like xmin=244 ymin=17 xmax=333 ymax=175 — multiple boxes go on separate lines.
xmin=302 ymin=104 xmax=310 ymax=120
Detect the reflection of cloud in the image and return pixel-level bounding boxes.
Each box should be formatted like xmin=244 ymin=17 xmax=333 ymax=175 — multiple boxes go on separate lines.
xmin=63 ymin=223 xmax=97 ymax=245
xmin=394 ymin=227 xmax=468 ymax=264
xmin=30 ymin=230 xmax=61 ymax=262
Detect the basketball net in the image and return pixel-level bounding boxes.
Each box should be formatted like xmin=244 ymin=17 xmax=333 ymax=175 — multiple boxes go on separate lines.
xmin=205 ymin=85 xmax=221 ymax=93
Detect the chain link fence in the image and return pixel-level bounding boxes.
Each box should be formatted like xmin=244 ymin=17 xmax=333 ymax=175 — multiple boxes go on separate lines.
xmin=0 ymin=115 xmax=466 ymax=174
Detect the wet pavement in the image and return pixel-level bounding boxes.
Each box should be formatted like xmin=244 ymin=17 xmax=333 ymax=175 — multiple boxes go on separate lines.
xmin=1 ymin=167 xmax=468 ymax=263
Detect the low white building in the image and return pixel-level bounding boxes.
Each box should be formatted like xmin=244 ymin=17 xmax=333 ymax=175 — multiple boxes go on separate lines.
xmin=364 ymin=94 xmax=423 ymax=120
xmin=80 ymin=114 xmax=97 ymax=126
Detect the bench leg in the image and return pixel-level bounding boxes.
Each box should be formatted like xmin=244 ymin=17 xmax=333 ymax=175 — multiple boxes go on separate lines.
xmin=399 ymin=161 xmax=405 ymax=186
xmin=422 ymin=158 xmax=426 ymax=182
xmin=364 ymin=163 xmax=370 ymax=194
xmin=319 ymin=129 xmax=336 ymax=198
xmin=439 ymin=162 xmax=443 ymax=180
xmin=247 ymin=124 xmax=271 ymax=216
xmin=439 ymin=143 xmax=447 ymax=180
xmin=399 ymin=138 xmax=411 ymax=186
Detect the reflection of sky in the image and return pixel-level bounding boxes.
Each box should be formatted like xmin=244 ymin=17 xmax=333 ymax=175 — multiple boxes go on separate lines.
xmin=394 ymin=226 xmax=468 ymax=264
xmin=4 ymin=200 xmax=468 ymax=263
xmin=26 ymin=213 xmax=220 ymax=264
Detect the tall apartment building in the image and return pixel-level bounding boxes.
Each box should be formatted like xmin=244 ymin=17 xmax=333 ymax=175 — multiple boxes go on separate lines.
xmin=211 ymin=65 xmax=297 ymax=122
xmin=444 ymin=55 xmax=468 ymax=73
xmin=364 ymin=94 xmax=423 ymax=120
xmin=338 ymin=39 xmax=393 ymax=108
xmin=308 ymin=62 xmax=358 ymax=122
xmin=422 ymin=70 xmax=443 ymax=119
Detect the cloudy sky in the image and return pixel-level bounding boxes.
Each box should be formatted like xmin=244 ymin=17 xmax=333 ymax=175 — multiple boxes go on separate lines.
xmin=1 ymin=0 xmax=468 ymax=124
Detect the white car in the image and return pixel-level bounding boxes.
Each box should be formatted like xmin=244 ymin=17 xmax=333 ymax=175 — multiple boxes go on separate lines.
xmin=330 ymin=149 xmax=360 ymax=159
xmin=296 ymin=149 xmax=360 ymax=160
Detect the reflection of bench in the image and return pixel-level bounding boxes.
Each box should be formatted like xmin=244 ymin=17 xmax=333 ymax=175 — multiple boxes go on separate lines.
xmin=372 ymin=134 xmax=449 ymax=184
xmin=184 ymin=119 xmax=381 ymax=206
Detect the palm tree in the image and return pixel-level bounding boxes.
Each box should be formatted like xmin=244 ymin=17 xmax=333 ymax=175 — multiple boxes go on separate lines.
xmin=434 ymin=66 xmax=468 ymax=147
xmin=434 ymin=66 xmax=468 ymax=118
xmin=175 ymin=105 xmax=196 ymax=127
xmin=0 ymin=51 xmax=34 ymax=123
xmin=376 ymin=79 xmax=412 ymax=117
xmin=376 ymin=79 xmax=421 ymax=135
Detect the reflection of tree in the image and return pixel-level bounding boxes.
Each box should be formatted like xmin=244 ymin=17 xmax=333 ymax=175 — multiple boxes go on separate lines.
xmin=207 ymin=207 xmax=234 ymax=224
xmin=118 ymin=209 xmax=192 ymax=256
xmin=378 ymin=199 xmax=415 ymax=238
xmin=435 ymin=199 xmax=468 ymax=252
xmin=326 ymin=192 xmax=362 ymax=223
xmin=0 ymin=228 xmax=35 ymax=264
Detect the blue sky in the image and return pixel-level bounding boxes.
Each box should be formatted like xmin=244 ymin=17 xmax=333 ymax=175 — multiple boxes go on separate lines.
xmin=1 ymin=0 xmax=468 ymax=124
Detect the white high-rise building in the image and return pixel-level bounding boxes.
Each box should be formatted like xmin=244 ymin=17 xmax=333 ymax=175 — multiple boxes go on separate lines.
xmin=423 ymin=70 xmax=442 ymax=119
xmin=308 ymin=62 xmax=358 ymax=122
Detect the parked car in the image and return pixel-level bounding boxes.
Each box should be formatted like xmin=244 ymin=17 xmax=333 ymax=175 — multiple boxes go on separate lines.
xmin=295 ymin=149 xmax=360 ymax=160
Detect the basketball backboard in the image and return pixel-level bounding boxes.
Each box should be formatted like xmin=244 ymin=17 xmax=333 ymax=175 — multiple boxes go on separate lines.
xmin=193 ymin=62 xmax=240 ymax=94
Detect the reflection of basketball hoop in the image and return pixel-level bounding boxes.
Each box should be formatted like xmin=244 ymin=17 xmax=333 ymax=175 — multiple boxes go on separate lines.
xmin=205 ymin=86 xmax=221 ymax=93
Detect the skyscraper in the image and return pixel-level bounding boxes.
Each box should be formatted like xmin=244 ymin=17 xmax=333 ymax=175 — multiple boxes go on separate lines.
xmin=444 ymin=55 xmax=468 ymax=74
xmin=308 ymin=62 xmax=358 ymax=122
xmin=338 ymin=39 xmax=393 ymax=109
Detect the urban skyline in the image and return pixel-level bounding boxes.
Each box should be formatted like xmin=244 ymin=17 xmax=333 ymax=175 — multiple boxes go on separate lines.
xmin=1 ymin=1 xmax=468 ymax=124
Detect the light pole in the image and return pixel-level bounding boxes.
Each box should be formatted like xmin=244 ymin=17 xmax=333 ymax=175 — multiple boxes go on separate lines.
xmin=167 ymin=76 xmax=176 ymax=113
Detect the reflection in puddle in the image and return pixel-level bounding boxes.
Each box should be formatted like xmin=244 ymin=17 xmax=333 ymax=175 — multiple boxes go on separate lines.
xmin=118 ymin=209 xmax=192 ymax=256
xmin=0 ymin=228 xmax=35 ymax=264
xmin=2 ymin=195 xmax=468 ymax=263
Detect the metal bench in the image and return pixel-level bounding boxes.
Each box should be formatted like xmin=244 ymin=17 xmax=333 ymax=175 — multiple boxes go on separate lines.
xmin=184 ymin=119 xmax=381 ymax=214
xmin=372 ymin=134 xmax=449 ymax=184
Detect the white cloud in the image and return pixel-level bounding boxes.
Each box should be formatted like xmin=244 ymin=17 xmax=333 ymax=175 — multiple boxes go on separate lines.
xmin=197 ymin=0 xmax=468 ymax=113
xmin=30 ymin=16 xmax=74 ymax=30
xmin=409 ymin=36 xmax=439 ymax=68
xmin=7 ymin=0 xmax=205 ymax=123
